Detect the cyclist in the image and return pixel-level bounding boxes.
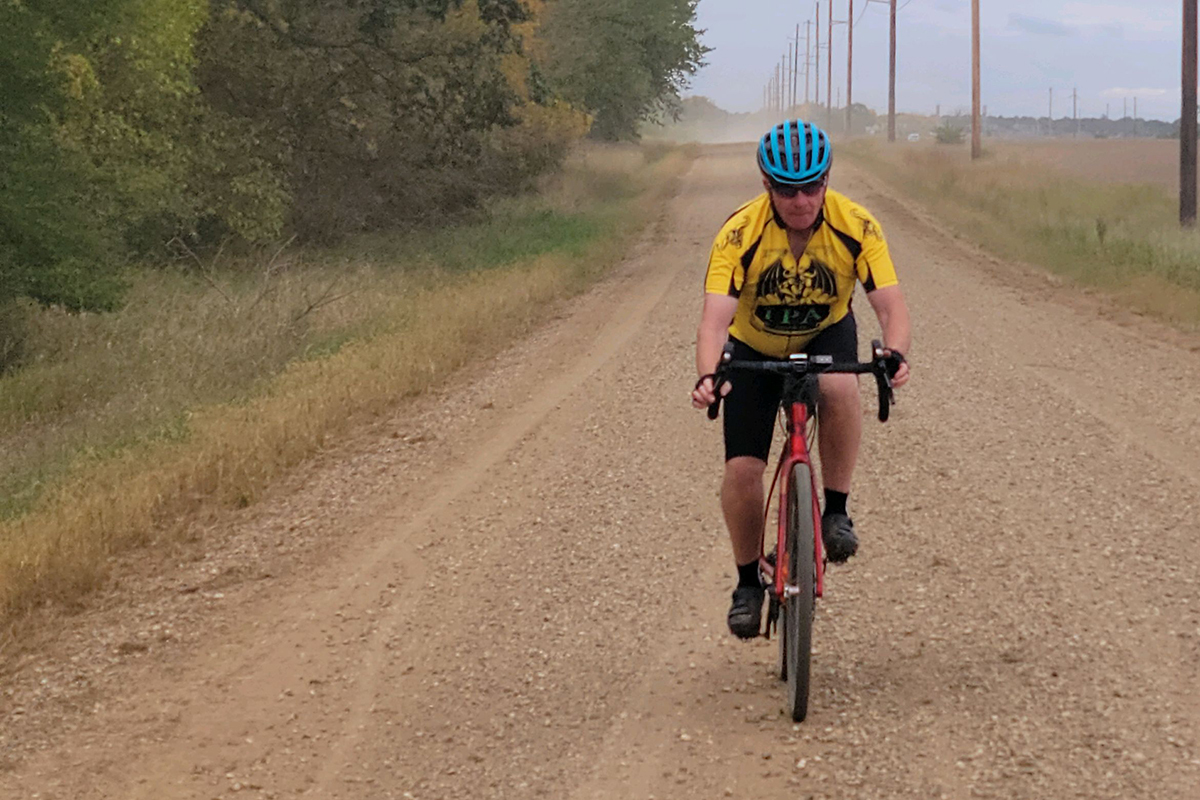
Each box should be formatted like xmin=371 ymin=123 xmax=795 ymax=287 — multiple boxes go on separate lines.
xmin=691 ymin=120 xmax=912 ymax=639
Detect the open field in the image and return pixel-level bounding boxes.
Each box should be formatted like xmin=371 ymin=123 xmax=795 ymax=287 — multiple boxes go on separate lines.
xmin=889 ymin=137 xmax=1181 ymax=193
xmin=1004 ymin=138 xmax=1181 ymax=191
xmin=843 ymin=137 xmax=1200 ymax=327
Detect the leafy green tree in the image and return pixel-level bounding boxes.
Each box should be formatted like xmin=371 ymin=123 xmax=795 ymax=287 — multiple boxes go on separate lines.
xmin=0 ymin=0 xmax=706 ymax=312
xmin=0 ymin=0 xmax=214 ymax=309
xmin=537 ymin=0 xmax=708 ymax=140
xmin=196 ymin=0 xmax=584 ymax=240
xmin=1 ymin=1 xmax=126 ymax=309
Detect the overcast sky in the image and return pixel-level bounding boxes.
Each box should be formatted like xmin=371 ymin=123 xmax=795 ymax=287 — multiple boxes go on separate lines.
xmin=689 ymin=0 xmax=1186 ymax=121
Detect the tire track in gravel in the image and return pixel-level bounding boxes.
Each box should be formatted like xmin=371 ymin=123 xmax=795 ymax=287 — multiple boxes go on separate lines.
xmin=305 ymin=182 xmax=700 ymax=797
xmin=4 ymin=145 xmax=1200 ymax=800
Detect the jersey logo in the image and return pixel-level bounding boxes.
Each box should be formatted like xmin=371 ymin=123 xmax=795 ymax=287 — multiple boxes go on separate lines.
xmin=852 ymin=209 xmax=882 ymax=241
xmin=724 ymin=218 xmax=749 ymax=249
xmin=753 ymin=257 xmax=839 ymax=334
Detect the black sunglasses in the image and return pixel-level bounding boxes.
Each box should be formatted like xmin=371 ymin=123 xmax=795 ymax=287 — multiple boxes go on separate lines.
xmin=769 ymin=178 xmax=827 ymax=199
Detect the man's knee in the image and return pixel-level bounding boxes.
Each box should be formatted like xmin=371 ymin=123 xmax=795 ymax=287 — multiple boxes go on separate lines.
xmin=723 ymin=456 xmax=766 ymax=495
xmin=818 ymin=374 xmax=860 ymax=412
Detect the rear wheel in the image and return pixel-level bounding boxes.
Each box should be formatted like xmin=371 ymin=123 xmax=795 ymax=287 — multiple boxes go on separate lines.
xmin=784 ymin=464 xmax=816 ymax=722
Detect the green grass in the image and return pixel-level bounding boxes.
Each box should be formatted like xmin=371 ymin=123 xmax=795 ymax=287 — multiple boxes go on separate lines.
xmin=841 ymin=140 xmax=1200 ymax=322
xmin=0 ymin=148 xmax=645 ymax=522
xmin=0 ymin=143 xmax=692 ymax=626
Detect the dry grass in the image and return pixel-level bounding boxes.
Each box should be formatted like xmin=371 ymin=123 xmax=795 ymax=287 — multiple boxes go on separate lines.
xmin=0 ymin=144 xmax=690 ymax=625
xmin=997 ymin=139 xmax=1182 ymax=192
xmin=842 ymin=140 xmax=1200 ymax=325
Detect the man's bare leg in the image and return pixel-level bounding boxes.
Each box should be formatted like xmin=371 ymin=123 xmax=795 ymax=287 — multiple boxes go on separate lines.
xmin=816 ymin=373 xmax=862 ymax=561
xmin=816 ymin=374 xmax=862 ymax=491
xmin=722 ymin=456 xmax=768 ymax=564
xmin=722 ymin=456 xmax=769 ymax=638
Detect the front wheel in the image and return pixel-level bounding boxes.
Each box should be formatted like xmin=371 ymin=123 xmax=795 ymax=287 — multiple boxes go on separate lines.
xmin=783 ymin=463 xmax=816 ymax=722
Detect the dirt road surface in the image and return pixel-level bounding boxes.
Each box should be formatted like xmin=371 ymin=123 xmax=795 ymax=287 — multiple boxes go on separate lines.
xmin=3 ymin=145 xmax=1199 ymax=799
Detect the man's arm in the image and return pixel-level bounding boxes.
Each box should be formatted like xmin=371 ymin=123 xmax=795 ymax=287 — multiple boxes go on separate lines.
xmin=866 ymin=285 xmax=912 ymax=387
xmin=692 ymin=294 xmax=738 ymax=408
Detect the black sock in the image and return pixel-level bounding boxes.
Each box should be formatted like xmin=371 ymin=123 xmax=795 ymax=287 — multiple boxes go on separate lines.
xmin=736 ymin=560 xmax=761 ymax=588
xmin=824 ymin=489 xmax=849 ymax=517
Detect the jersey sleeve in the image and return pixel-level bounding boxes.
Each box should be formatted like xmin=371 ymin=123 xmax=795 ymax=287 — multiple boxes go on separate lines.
xmin=704 ymin=216 xmax=750 ymax=297
xmin=853 ymin=207 xmax=899 ymax=292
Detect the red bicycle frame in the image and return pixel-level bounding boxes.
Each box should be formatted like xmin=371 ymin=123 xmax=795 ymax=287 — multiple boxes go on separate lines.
xmin=759 ymin=400 xmax=825 ymax=603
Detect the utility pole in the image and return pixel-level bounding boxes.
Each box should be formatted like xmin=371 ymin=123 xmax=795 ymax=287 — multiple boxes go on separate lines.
xmin=1073 ymin=87 xmax=1078 ymax=137
xmin=971 ymin=0 xmax=981 ymax=159
xmin=827 ymin=0 xmax=834 ymax=128
xmin=1183 ymin=0 xmax=1197 ymax=226
xmin=1048 ymin=87 xmax=1053 ymax=136
xmin=779 ymin=60 xmax=786 ymax=111
xmin=787 ymin=25 xmax=796 ymax=109
xmin=785 ymin=50 xmax=790 ymax=109
xmin=846 ymin=0 xmax=854 ymax=134
xmin=1124 ymin=97 xmax=1128 ymax=119
xmin=815 ymin=3 xmax=821 ymax=114
xmin=805 ymin=21 xmax=812 ymax=105
xmin=782 ymin=54 xmax=788 ymax=109
xmin=888 ymin=0 xmax=897 ymax=142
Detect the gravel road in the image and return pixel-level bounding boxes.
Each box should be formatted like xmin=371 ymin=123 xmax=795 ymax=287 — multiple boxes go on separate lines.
xmin=2 ymin=144 xmax=1199 ymax=799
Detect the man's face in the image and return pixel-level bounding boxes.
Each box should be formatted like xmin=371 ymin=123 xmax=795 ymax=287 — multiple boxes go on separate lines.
xmin=763 ymin=175 xmax=828 ymax=231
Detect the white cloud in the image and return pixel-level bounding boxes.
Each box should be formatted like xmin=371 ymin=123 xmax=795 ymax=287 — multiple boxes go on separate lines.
xmin=1101 ymin=87 xmax=1170 ymax=98
xmin=1060 ymin=3 xmax=1174 ymax=35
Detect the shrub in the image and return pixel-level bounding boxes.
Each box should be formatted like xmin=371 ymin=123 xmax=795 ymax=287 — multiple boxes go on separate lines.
xmin=935 ymin=122 xmax=966 ymax=145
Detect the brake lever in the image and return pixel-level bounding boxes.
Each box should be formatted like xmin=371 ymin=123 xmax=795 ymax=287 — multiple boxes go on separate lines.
xmin=870 ymin=339 xmax=893 ymax=423
xmin=706 ymin=343 xmax=736 ymax=421
xmin=707 ymin=381 xmax=724 ymax=420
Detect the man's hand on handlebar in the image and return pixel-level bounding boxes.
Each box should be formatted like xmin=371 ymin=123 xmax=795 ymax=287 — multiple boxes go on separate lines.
xmin=881 ymin=348 xmax=910 ymax=388
xmin=883 ymin=347 xmax=907 ymax=388
xmin=691 ymin=375 xmax=730 ymax=409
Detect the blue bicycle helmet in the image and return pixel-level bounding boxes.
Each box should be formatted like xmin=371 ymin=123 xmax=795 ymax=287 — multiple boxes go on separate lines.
xmin=757 ymin=120 xmax=833 ymax=185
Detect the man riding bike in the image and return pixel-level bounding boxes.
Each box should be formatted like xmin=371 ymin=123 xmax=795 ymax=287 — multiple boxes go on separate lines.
xmin=691 ymin=120 xmax=913 ymax=639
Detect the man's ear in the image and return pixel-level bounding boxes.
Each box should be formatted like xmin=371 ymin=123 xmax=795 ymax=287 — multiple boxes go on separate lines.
xmin=761 ymin=176 xmax=772 ymax=193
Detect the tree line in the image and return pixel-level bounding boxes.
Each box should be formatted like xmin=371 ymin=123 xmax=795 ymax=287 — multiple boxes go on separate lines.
xmin=0 ymin=0 xmax=706 ymax=311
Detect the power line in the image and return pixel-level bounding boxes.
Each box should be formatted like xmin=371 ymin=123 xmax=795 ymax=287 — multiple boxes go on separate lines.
xmin=858 ymin=0 xmax=915 ymax=25
xmin=856 ymin=1 xmax=870 ymax=27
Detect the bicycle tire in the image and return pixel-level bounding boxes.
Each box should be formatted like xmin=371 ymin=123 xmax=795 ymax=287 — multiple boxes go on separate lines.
xmin=776 ymin=593 xmax=787 ymax=682
xmin=784 ymin=463 xmax=816 ymax=722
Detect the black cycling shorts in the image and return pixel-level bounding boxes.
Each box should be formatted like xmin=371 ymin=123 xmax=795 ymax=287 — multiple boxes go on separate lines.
xmin=722 ymin=313 xmax=858 ymax=463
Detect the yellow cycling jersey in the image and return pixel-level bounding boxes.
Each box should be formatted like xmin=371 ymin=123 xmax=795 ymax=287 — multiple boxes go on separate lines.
xmin=705 ymin=189 xmax=899 ymax=358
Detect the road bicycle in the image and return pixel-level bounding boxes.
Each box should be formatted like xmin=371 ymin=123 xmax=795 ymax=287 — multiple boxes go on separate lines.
xmin=706 ymin=339 xmax=898 ymax=722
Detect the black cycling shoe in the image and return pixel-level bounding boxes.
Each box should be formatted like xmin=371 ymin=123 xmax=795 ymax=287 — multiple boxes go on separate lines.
xmin=821 ymin=513 xmax=859 ymax=563
xmin=727 ymin=584 xmax=765 ymax=639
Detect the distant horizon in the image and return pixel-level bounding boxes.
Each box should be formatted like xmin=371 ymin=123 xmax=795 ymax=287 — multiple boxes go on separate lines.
xmin=681 ymin=94 xmax=1183 ymax=124
xmin=689 ymin=0 xmax=1187 ymax=124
